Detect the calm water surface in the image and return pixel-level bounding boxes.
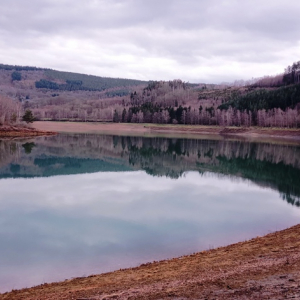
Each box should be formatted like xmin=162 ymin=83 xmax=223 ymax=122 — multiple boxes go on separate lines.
xmin=0 ymin=134 xmax=299 ymax=292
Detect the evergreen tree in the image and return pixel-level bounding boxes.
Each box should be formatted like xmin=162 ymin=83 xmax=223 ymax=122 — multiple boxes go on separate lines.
xmin=122 ymin=108 xmax=127 ymax=122
xmin=113 ymin=110 xmax=120 ymax=122
xmin=22 ymin=110 xmax=35 ymax=123
xmin=11 ymin=71 xmax=21 ymax=81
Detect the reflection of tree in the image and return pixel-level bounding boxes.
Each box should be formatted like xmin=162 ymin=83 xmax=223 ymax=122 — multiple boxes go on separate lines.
xmin=122 ymin=138 xmax=300 ymax=204
xmin=0 ymin=134 xmax=299 ymax=205
xmin=0 ymin=140 xmax=20 ymax=169
xmin=281 ymin=193 xmax=300 ymax=207
xmin=214 ymin=156 xmax=300 ymax=207
xmin=22 ymin=142 xmax=36 ymax=154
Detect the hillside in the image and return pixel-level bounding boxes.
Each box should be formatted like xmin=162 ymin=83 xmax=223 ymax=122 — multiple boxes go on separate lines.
xmin=0 ymin=63 xmax=149 ymax=123
xmin=218 ymin=84 xmax=300 ymax=112
xmin=43 ymin=69 xmax=146 ymax=92
xmin=0 ymin=61 xmax=299 ymax=128
xmin=0 ymin=63 xmax=147 ymax=92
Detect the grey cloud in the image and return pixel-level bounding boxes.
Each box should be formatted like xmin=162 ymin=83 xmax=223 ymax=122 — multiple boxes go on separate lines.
xmin=0 ymin=0 xmax=299 ymax=82
xmin=3 ymin=0 xmax=299 ymax=38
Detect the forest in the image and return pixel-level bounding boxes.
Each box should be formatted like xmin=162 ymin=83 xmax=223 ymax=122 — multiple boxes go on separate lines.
xmin=0 ymin=61 xmax=299 ymax=128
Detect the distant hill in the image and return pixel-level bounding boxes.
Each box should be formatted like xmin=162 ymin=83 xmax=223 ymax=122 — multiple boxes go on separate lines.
xmin=0 ymin=63 xmax=147 ymax=92
xmin=0 ymin=63 xmax=150 ymax=123
xmin=44 ymin=69 xmax=147 ymax=91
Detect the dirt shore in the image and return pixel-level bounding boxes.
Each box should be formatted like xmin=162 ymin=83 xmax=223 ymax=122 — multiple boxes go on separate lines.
xmin=32 ymin=121 xmax=300 ymax=143
xmin=0 ymin=125 xmax=56 ymax=138
xmin=1 ymin=224 xmax=300 ymax=300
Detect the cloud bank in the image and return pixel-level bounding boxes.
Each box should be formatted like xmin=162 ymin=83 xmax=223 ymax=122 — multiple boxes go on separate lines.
xmin=0 ymin=0 xmax=299 ymax=82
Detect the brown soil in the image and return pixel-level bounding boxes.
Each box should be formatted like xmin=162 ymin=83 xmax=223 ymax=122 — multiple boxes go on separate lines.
xmin=1 ymin=224 xmax=300 ymax=300
xmin=0 ymin=125 xmax=57 ymax=138
xmin=32 ymin=121 xmax=300 ymax=143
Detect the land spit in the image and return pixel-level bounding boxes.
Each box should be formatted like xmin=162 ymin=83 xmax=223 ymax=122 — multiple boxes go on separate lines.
xmin=1 ymin=224 xmax=300 ymax=299
xmin=0 ymin=125 xmax=56 ymax=138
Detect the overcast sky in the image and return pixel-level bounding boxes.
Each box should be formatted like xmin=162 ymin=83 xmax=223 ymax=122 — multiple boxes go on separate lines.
xmin=0 ymin=0 xmax=299 ymax=83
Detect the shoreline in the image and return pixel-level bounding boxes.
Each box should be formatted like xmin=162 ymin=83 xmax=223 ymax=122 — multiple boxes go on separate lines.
xmin=1 ymin=223 xmax=300 ymax=299
xmin=32 ymin=121 xmax=300 ymax=144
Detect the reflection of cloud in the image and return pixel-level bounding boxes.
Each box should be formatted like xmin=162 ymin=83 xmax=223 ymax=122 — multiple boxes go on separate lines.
xmin=1 ymin=0 xmax=300 ymax=82
xmin=0 ymin=171 xmax=299 ymax=292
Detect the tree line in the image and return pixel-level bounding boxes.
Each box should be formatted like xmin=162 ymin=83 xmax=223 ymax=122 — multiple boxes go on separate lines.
xmin=113 ymin=104 xmax=300 ymax=128
xmin=0 ymin=63 xmax=46 ymax=71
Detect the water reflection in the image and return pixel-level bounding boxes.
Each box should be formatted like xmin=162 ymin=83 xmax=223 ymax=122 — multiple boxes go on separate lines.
xmin=0 ymin=134 xmax=300 ymax=292
xmin=0 ymin=135 xmax=299 ymax=205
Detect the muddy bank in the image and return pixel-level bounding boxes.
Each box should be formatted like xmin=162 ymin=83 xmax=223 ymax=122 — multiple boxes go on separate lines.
xmin=32 ymin=121 xmax=300 ymax=143
xmin=0 ymin=125 xmax=57 ymax=138
xmin=1 ymin=224 xmax=300 ymax=300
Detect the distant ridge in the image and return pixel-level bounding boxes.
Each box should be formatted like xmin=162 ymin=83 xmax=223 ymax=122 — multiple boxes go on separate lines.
xmin=0 ymin=63 xmax=47 ymax=71
xmin=0 ymin=63 xmax=148 ymax=92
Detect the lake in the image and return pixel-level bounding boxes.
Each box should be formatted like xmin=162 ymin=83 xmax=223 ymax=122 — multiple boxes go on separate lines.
xmin=0 ymin=134 xmax=299 ymax=292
